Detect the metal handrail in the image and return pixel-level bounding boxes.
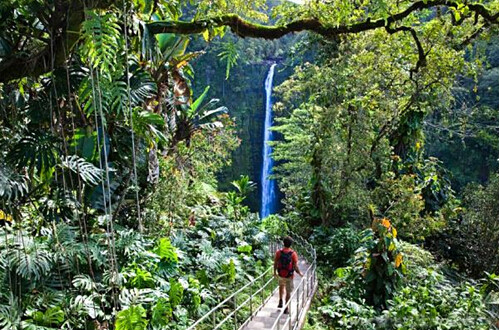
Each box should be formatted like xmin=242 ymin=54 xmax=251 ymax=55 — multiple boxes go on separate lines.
xmin=269 ymin=233 xmax=317 ymax=330
xmin=185 ymin=240 xmax=280 ymax=330
xmin=185 ymin=233 xmax=317 ymax=330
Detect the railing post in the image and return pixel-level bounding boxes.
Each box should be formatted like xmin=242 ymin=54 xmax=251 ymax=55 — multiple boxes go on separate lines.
xmin=303 ymin=277 xmax=306 ymax=305
xmin=309 ymin=268 xmax=313 ymax=297
xmin=233 ymin=295 xmax=237 ymax=330
xmin=249 ymin=281 xmax=253 ymax=317
xmin=296 ymin=284 xmax=300 ymax=327
xmin=304 ymin=275 xmax=308 ymax=300
xmin=261 ymin=273 xmax=265 ymax=304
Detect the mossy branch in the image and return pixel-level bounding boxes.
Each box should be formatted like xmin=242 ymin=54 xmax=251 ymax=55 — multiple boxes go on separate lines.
xmin=147 ymin=0 xmax=499 ymax=39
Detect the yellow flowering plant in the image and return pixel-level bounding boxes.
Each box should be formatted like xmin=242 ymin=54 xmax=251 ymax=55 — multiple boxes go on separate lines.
xmin=359 ymin=217 xmax=405 ymax=309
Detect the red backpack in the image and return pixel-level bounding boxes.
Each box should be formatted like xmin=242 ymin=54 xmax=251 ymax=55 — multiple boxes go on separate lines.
xmin=278 ymin=250 xmax=295 ymax=278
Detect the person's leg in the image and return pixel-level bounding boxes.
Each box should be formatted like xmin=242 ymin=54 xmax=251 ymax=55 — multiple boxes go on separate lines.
xmin=284 ymin=278 xmax=294 ymax=313
xmin=278 ymin=277 xmax=284 ymax=307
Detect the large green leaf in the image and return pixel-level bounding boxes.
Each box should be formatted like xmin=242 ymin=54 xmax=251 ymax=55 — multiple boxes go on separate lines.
xmin=115 ymin=305 xmax=148 ymax=330
xmin=189 ymin=86 xmax=210 ymax=116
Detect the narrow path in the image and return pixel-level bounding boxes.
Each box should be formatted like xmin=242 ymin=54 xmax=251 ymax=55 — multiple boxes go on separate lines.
xmin=242 ymin=260 xmax=315 ymax=330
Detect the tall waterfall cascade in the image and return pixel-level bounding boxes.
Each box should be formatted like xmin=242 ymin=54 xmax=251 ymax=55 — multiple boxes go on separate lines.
xmin=260 ymin=64 xmax=277 ymax=219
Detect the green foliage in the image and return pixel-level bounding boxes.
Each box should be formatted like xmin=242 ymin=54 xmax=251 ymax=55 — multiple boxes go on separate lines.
xmin=316 ymin=298 xmax=376 ymax=330
xmin=129 ymin=267 xmax=155 ymax=289
xmin=80 ymin=10 xmax=122 ymax=79
xmin=383 ymin=278 xmax=490 ymax=330
xmin=428 ymin=174 xmax=499 ymax=276
xmin=359 ymin=219 xmax=405 ymax=309
xmin=260 ymin=214 xmax=289 ymax=237
xmin=151 ymin=298 xmax=173 ymax=327
xmin=154 ymin=238 xmax=178 ymax=264
xmin=0 ymin=164 xmax=29 ymax=202
xmin=311 ymin=226 xmax=360 ymax=272
xmin=169 ymin=279 xmax=184 ymax=308
xmin=23 ymin=307 xmax=64 ymax=330
xmin=0 ymin=295 xmax=21 ymax=330
xmin=221 ymin=259 xmax=236 ymax=284
xmin=231 ymin=175 xmax=256 ymax=198
xmin=308 ymin=240 xmax=494 ymax=330
xmin=4 ymin=236 xmax=52 ymax=281
xmin=218 ymin=41 xmax=240 ymax=79
xmin=7 ymin=132 xmax=59 ymax=181
xmin=237 ymin=244 xmax=252 ymax=254
xmin=115 ymin=305 xmax=148 ymax=330
xmin=60 ymin=155 xmax=103 ymax=186
xmin=2 ymin=2 xmax=499 ymax=330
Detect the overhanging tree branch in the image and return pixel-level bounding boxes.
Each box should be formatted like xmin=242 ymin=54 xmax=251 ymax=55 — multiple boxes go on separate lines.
xmin=1 ymin=0 xmax=498 ymax=82
xmin=384 ymin=24 xmax=428 ymax=78
xmin=147 ymin=0 xmax=499 ymax=39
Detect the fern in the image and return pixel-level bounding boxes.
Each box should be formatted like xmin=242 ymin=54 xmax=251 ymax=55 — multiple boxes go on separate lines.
xmin=218 ymin=41 xmax=240 ymax=79
xmin=80 ymin=10 xmax=122 ymax=80
xmin=77 ymin=76 xmax=111 ymax=116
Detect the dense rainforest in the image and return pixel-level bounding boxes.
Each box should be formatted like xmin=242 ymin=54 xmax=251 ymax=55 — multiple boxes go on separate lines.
xmin=0 ymin=0 xmax=499 ymax=330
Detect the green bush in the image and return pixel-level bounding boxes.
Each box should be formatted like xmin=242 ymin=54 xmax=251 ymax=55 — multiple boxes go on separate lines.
xmin=311 ymin=226 xmax=360 ymax=271
xmin=427 ymin=174 xmax=499 ymax=276
xmin=356 ymin=219 xmax=405 ymax=309
xmin=306 ymin=239 xmax=494 ymax=330
xmin=381 ymin=277 xmax=490 ymax=330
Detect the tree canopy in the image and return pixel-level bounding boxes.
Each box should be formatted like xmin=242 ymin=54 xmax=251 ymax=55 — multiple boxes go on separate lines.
xmin=1 ymin=0 xmax=499 ymax=82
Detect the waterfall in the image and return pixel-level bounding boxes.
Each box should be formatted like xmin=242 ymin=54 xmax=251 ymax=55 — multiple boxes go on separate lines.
xmin=260 ymin=63 xmax=277 ymax=219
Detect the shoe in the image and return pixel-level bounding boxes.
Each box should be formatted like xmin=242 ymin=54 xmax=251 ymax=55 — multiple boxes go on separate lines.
xmin=284 ymin=308 xmax=289 ymax=314
xmin=277 ymin=300 xmax=283 ymax=308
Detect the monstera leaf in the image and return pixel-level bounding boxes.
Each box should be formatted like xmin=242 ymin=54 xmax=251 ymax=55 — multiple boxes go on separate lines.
xmin=115 ymin=305 xmax=148 ymax=330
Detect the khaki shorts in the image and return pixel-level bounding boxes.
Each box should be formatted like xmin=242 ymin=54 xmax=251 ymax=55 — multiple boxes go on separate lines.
xmin=278 ymin=276 xmax=294 ymax=293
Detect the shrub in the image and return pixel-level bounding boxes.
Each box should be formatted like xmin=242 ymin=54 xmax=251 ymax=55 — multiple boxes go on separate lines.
xmin=318 ymin=297 xmax=377 ymax=330
xmin=357 ymin=218 xmax=405 ymax=309
xmin=426 ymin=174 xmax=499 ymax=276
xmin=308 ymin=240 xmax=494 ymax=330
xmin=381 ymin=277 xmax=490 ymax=330
xmin=310 ymin=226 xmax=360 ymax=271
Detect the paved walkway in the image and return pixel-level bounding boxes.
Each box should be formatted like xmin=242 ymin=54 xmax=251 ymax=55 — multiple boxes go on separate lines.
xmin=242 ymin=260 xmax=314 ymax=330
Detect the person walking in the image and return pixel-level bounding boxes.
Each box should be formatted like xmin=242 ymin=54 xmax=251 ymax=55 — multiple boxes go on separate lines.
xmin=274 ymin=236 xmax=303 ymax=314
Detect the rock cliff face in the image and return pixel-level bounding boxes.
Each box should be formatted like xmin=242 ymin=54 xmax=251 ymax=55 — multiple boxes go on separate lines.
xmin=191 ymin=34 xmax=296 ymax=211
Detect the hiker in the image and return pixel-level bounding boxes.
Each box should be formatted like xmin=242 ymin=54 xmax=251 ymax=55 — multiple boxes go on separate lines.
xmin=274 ymin=236 xmax=304 ymax=313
